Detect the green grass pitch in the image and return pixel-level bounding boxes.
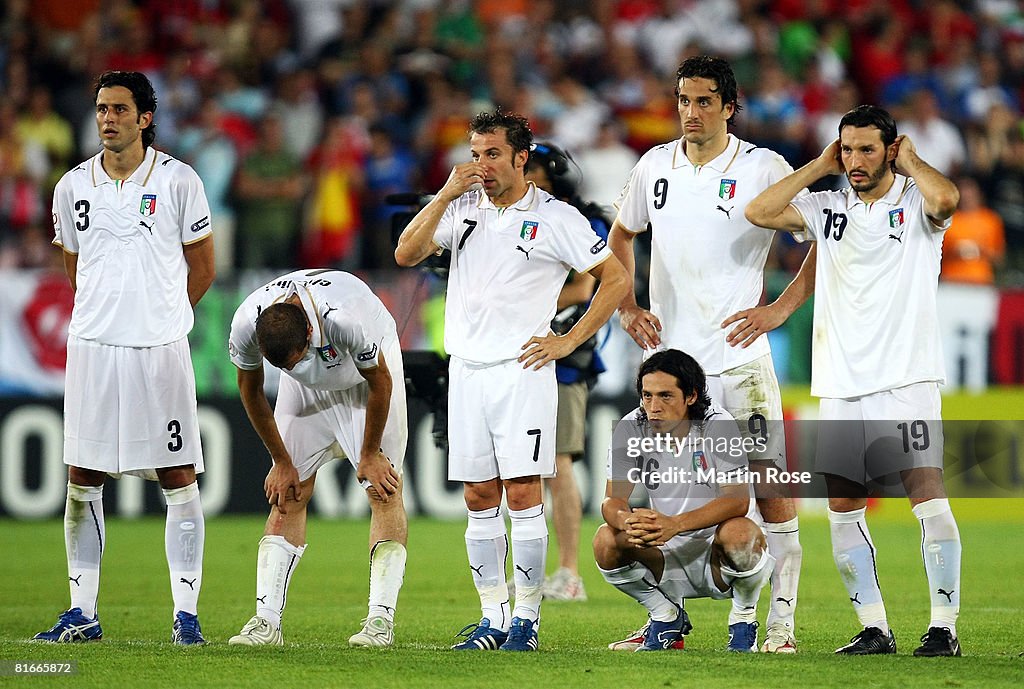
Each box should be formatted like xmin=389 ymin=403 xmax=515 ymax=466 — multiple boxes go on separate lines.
xmin=2 ymin=499 xmax=1022 ymax=688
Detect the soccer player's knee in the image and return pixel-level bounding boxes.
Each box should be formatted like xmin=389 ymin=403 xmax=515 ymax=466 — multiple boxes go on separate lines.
xmin=156 ymin=465 xmax=197 ymax=490
xmin=592 ymin=524 xmax=618 ymax=558
xmin=717 ymin=517 xmax=766 ymax=571
xmin=367 ymin=485 xmax=404 ymax=509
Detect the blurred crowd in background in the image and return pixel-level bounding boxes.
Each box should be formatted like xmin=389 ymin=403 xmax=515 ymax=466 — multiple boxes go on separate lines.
xmin=1 ymin=0 xmax=1022 ymax=289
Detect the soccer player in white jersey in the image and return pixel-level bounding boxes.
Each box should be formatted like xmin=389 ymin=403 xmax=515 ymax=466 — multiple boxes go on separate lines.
xmin=595 ymin=349 xmax=774 ymax=651
xmin=745 ymin=104 xmax=963 ymax=657
xmin=609 ymin=56 xmax=808 ymax=653
xmin=35 ymin=71 xmax=215 ymax=645
xmin=226 ymin=269 xmax=409 ymax=648
xmin=395 ymin=110 xmax=628 ymax=651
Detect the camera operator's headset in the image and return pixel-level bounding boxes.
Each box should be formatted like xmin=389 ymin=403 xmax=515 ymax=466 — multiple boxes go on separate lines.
xmin=527 ymin=142 xmax=579 ymax=200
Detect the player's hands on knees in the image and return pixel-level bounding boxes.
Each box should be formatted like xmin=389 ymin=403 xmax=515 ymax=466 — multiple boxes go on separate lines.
xmin=438 ymin=163 xmax=486 ymax=203
xmin=265 ymin=461 xmax=302 ymax=514
xmin=519 ymin=332 xmax=574 ymax=370
xmin=722 ymin=302 xmax=786 ymax=348
xmin=358 ymin=450 xmax=400 ymax=503
xmin=619 ymin=305 xmax=661 ymax=349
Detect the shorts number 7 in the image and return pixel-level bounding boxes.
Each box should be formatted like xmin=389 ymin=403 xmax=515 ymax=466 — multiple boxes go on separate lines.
xmin=527 ymin=428 xmax=541 ymax=462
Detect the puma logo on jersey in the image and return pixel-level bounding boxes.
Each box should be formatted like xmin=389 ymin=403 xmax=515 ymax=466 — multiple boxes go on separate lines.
xmin=180 ymin=577 xmax=197 ymax=590
xmin=515 ymin=565 xmax=533 ymax=580
xmin=516 ymin=245 xmax=533 ymax=260
xmin=888 ymin=230 xmax=904 ymax=243
xmin=139 ymin=220 xmax=153 ymax=234
xmin=716 ymin=205 xmax=734 ymax=219
xmin=323 ymin=305 xmax=338 ymax=319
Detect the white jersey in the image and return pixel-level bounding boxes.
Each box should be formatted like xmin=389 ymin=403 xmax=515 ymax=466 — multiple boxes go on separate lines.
xmin=52 ymin=147 xmax=213 ymax=347
xmin=790 ymin=174 xmax=949 ymax=398
xmin=229 ymin=269 xmax=397 ymax=391
xmin=607 ymin=405 xmax=751 ymax=542
xmin=434 ymin=183 xmax=611 ymax=365
xmin=615 ymin=135 xmax=796 ymax=375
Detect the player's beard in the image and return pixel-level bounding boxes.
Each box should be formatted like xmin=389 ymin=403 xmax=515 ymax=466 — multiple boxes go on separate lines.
xmin=846 ymin=159 xmax=890 ymax=193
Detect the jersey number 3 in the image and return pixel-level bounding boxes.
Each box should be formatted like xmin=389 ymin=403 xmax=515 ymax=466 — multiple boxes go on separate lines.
xmin=74 ymin=200 xmax=90 ymax=232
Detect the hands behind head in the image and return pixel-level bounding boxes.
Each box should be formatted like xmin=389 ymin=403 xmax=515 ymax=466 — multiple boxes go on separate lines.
xmin=893 ymin=135 xmax=918 ymax=176
xmin=817 ymin=138 xmax=845 ymax=177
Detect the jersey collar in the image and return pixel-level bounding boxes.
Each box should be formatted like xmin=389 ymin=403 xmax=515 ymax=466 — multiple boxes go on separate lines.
xmin=673 ymin=134 xmax=740 ymax=173
xmin=476 ymin=181 xmax=538 ymax=212
xmin=91 ymin=146 xmax=159 ymax=187
xmin=846 ymin=174 xmax=910 ymax=209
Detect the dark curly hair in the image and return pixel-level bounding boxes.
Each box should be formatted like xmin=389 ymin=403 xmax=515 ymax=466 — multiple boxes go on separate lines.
xmin=675 ymin=55 xmax=742 ymax=125
xmin=469 ymin=108 xmax=533 ymax=156
xmin=94 ymin=70 xmax=158 ymax=148
xmin=635 ymin=349 xmax=713 ymax=426
xmin=256 ymin=302 xmax=309 ymax=369
xmin=839 ymin=104 xmax=898 ymax=146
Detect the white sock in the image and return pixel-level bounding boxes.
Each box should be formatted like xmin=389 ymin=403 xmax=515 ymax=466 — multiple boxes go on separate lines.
xmin=912 ymin=499 xmax=961 ymax=635
xmin=765 ymin=517 xmax=801 ymax=630
xmin=598 ymin=561 xmax=678 ymax=622
xmin=723 ymin=549 xmax=775 ymax=625
xmin=65 ymin=483 xmax=104 ymax=619
xmin=465 ymin=507 xmax=510 ymax=631
xmin=163 ymin=483 xmax=204 ymax=616
xmin=509 ymin=504 xmax=547 ymax=623
xmin=255 ymin=535 xmax=306 ymax=630
xmin=829 ymin=508 xmax=888 ymax=634
xmin=368 ymin=540 xmax=406 ymax=623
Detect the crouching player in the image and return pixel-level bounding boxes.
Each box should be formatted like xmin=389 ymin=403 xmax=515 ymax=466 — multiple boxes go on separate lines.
xmin=595 ymin=349 xmax=773 ymax=651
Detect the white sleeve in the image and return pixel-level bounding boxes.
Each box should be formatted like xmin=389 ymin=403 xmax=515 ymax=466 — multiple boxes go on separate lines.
xmin=789 ymin=190 xmax=833 ymax=242
xmin=607 ymin=414 xmax=642 ymax=483
xmin=177 ymin=165 xmax=213 ymax=243
xmin=705 ymin=415 xmax=749 ymax=482
xmin=613 ymin=158 xmax=650 ymax=234
xmin=51 ymin=175 xmax=76 ymax=252
xmin=228 ymin=299 xmax=263 ymax=370
xmin=432 ymin=198 xmax=458 ymax=251
xmin=329 ymin=310 xmax=382 ymax=371
xmin=551 ymin=205 xmax=613 ymax=273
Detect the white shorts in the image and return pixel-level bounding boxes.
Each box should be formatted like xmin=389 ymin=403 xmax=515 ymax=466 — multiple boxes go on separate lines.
xmin=656 ymin=533 xmax=732 ymax=601
xmin=816 ymin=382 xmax=945 ymax=486
xmin=706 ymin=355 xmax=787 ymax=467
xmin=275 ymin=337 xmax=408 ymax=485
xmin=63 ymin=336 xmax=204 ymax=478
xmin=447 ymin=357 xmax=556 ymax=482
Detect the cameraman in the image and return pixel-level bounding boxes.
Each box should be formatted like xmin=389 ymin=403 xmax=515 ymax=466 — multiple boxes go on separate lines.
xmin=525 ymin=142 xmax=609 ymax=602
